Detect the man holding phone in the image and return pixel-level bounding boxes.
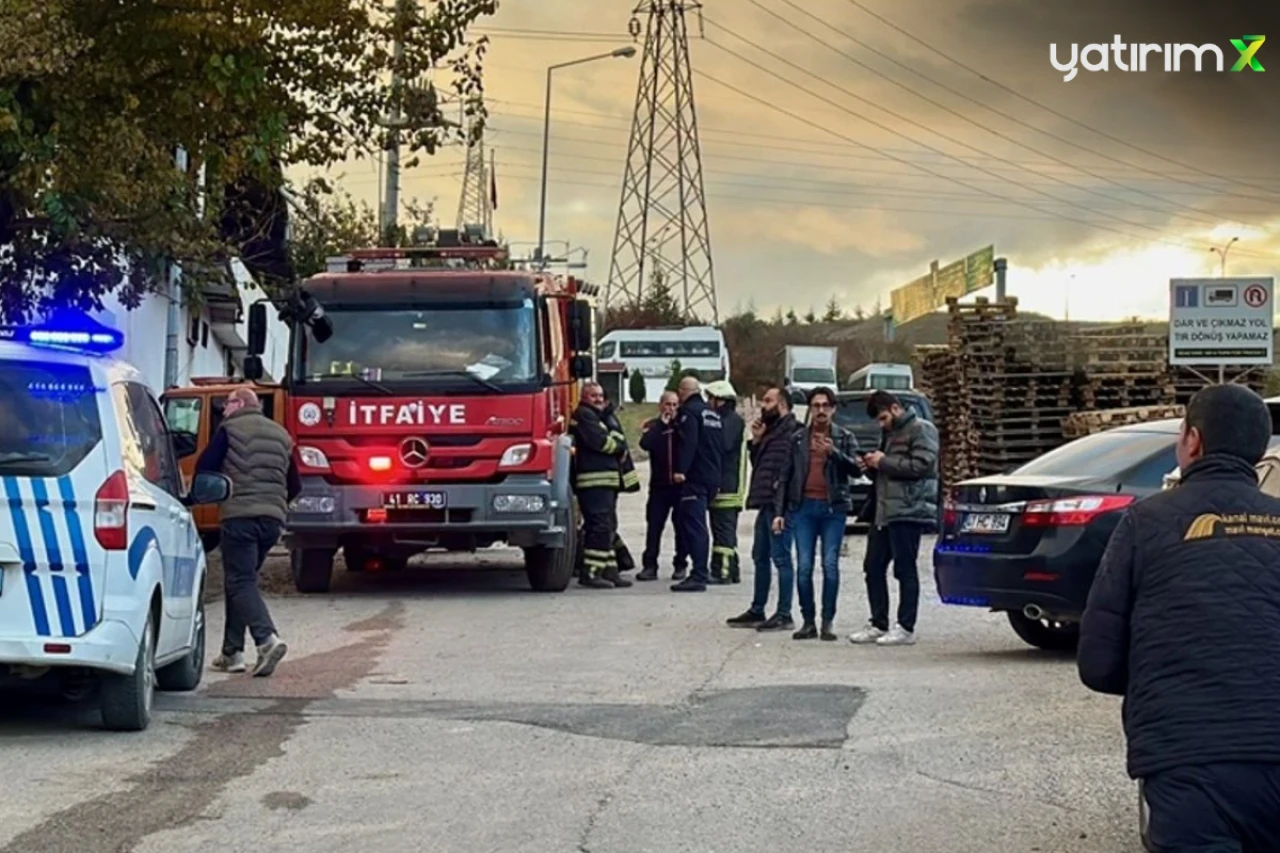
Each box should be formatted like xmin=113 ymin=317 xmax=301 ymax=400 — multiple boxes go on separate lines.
xmin=773 ymin=387 xmax=862 ymax=640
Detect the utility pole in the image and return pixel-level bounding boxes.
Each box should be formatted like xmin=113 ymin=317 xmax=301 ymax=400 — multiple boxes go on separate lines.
xmin=1210 ymin=236 xmax=1238 ymax=277
xmin=994 ymin=257 xmax=1008 ymax=302
xmin=381 ymin=0 xmax=411 ymax=241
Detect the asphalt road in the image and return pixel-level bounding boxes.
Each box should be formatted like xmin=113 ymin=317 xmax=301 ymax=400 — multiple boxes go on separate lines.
xmin=0 ymin=473 xmax=1141 ymax=853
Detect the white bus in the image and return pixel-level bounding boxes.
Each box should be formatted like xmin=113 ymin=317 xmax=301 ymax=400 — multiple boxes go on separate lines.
xmin=845 ymin=362 xmax=913 ymax=391
xmin=597 ymin=326 xmax=729 ymax=402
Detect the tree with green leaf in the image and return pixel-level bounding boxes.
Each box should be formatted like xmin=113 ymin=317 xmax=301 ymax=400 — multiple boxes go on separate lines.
xmin=0 ymin=0 xmax=496 ymax=321
xmin=628 ymin=368 xmax=646 ymax=404
xmin=785 ymin=309 xmax=799 ymax=326
xmin=288 ymin=178 xmax=436 ymax=280
xmin=822 ymin=296 xmax=842 ymax=322
xmin=803 ymin=307 xmax=817 ymax=324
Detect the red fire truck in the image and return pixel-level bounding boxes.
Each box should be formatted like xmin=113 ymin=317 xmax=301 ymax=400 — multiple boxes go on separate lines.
xmin=241 ymin=242 xmax=596 ymax=594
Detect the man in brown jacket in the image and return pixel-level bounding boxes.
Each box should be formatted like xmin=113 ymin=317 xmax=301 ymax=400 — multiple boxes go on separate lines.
xmin=196 ymin=387 xmax=300 ymax=677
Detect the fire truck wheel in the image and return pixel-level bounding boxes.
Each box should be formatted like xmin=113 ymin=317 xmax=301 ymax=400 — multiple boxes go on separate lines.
xmin=524 ymin=515 xmax=577 ymax=593
xmin=291 ymin=548 xmax=335 ymax=593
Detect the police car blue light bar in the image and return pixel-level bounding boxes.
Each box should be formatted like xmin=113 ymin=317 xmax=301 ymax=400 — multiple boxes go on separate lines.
xmin=0 ymin=310 xmax=125 ymax=354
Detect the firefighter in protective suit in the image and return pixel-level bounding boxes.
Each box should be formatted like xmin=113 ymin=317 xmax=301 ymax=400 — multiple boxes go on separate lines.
xmin=575 ymin=395 xmax=641 ymax=579
xmin=705 ymin=381 xmax=747 ymax=584
xmin=570 ymin=382 xmax=633 ymax=589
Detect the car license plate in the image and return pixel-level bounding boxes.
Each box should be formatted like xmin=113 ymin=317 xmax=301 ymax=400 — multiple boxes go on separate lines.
xmin=383 ymin=491 xmax=447 ymax=510
xmin=961 ymin=512 xmax=1010 ymax=534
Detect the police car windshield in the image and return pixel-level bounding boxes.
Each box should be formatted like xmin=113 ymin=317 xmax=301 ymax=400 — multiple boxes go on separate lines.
xmin=297 ymin=302 xmax=538 ymax=388
xmin=0 ymin=360 xmax=103 ymax=477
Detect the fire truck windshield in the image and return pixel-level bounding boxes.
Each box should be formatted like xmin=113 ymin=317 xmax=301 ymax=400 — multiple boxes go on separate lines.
xmin=295 ymin=301 xmax=539 ymax=390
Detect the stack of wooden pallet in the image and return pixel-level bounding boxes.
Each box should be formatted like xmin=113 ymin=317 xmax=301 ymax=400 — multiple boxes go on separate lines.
xmin=1061 ymin=404 xmax=1186 ymax=440
xmin=916 ymin=346 xmax=967 ymax=486
xmin=937 ymin=296 xmax=1076 ymax=479
xmin=1071 ymin=326 xmax=1176 ymax=409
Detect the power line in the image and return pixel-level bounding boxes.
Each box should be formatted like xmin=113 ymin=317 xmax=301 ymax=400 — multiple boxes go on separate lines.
xmin=475 ymin=26 xmax=632 ymax=42
xmin=838 ymin=0 xmax=1280 ymax=202
xmin=483 ymin=95 xmax=1280 ymax=183
xmin=703 ymin=19 xmax=1239 ymax=239
xmin=484 ymin=113 xmax=1280 ymax=197
xmin=752 ymin=0 xmax=1274 ymax=220
xmin=698 ymin=32 xmax=1279 ymax=260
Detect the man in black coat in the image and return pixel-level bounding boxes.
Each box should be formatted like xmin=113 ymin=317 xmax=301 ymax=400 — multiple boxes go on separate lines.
xmin=1079 ymin=385 xmax=1280 ymax=851
xmin=726 ymin=384 xmax=802 ymax=631
xmin=670 ymin=376 xmax=724 ymax=592
xmin=569 ymin=382 xmax=632 ymax=589
xmin=637 ymin=390 xmax=688 ymax=581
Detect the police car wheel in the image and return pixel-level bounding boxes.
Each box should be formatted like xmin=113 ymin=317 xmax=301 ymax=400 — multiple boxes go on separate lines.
xmin=157 ymin=594 xmax=205 ymax=692
xmin=100 ymin=613 xmax=156 ymax=732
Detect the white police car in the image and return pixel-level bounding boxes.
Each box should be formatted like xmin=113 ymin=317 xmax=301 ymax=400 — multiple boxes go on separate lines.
xmin=0 ymin=312 xmax=230 ymax=731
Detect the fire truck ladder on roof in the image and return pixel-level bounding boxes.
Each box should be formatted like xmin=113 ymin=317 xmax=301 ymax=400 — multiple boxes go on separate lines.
xmin=326 ymin=245 xmax=510 ymax=273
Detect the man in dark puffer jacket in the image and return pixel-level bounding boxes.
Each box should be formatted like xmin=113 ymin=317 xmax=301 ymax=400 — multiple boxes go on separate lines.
xmin=725 ymin=385 xmax=802 ymax=631
xmin=1079 ymin=385 xmax=1280 ymax=852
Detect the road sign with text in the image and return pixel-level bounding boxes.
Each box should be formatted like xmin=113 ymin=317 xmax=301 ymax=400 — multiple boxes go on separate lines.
xmin=1168 ymin=277 xmax=1274 ymax=366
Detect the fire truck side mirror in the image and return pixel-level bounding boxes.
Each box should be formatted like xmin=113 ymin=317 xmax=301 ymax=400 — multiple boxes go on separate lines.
xmin=568 ymin=300 xmax=593 ymax=352
xmin=243 ymin=355 xmax=265 ymax=381
xmin=311 ymin=315 xmax=334 ymax=343
xmin=247 ymin=303 xmax=268 ymax=356
xmin=571 ymin=354 xmax=594 ymax=379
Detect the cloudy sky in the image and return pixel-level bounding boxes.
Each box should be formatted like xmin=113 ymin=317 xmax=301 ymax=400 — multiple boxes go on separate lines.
xmin=320 ymin=0 xmax=1280 ymax=323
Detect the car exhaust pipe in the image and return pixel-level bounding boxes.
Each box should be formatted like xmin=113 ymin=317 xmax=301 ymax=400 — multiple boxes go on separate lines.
xmin=1023 ymin=604 xmax=1045 ymax=621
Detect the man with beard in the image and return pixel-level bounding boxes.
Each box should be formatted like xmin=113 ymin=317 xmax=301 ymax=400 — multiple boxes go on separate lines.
xmin=726 ymin=385 xmax=803 ymax=630
xmin=637 ymin=390 xmax=689 ymax=581
xmin=705 ymin=381 xmax=747 ymax=584
xmin=570 ymin=382 xmax=632 ymax=589
xmin=670 ymin=376 xmax=724 ymax=593
xmin=774 ymin=387 xmax=861 ymax=640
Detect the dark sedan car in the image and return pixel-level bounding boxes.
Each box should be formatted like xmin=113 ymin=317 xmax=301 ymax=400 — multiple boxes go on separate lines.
xmin=833 ymin=389 xmax=935 ymax=527
xmin=933 ymin=419 xmax=1184 ymax=651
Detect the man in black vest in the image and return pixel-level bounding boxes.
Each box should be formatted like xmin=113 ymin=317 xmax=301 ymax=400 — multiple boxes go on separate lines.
xmin=671 ymin=376 xmax=724 ymax=592
xmin=637 ymin=390 xmax=688 ymax=581
xmin=1079 ymin=385 xmax=1280 ymax=851
xmin=196 ymin=387 xmax=299 ymax=677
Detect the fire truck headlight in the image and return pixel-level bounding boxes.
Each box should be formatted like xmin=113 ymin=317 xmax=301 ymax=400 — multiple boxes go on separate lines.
xmin=498 ymin=443 xmax=533 ymax=468
xmin=299 ymin=445 xmax=331 ymax=470
xmin=291 ymin=496 xmax=336 ymax=514
xmin=493 ymin=494 xmax=546 ymax=513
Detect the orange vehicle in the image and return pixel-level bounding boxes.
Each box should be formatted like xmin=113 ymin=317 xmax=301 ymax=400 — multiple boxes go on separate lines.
xmin=238 ymin=240 xmax=596 ymax=594
xmin=161 ymin=378 xmax=287 ymax=552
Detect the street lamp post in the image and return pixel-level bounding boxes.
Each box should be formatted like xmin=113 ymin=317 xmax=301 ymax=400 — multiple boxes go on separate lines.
xmin=537 ymin=46 xmax=637 ymax=268
xmin=1209 ymin=236 xmax=1239 ymax=277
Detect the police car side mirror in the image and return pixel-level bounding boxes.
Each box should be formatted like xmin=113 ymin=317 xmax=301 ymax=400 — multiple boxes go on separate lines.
xmin=171 ymin=430 xmax=199 ymax=459
xmin=185 ymin=472 xmax=232 ymax=506
xmin=571 ymin=354 xmax=593 ymax=379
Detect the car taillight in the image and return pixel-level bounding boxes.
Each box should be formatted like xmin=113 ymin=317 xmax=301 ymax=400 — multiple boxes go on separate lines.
xmin=1023 ymin=495 xmax=1134 ymax=526
xmin=942 ymin=496 xmax=958 ymax=528
xmin=94 ymin=470 xmax=129 ymax=550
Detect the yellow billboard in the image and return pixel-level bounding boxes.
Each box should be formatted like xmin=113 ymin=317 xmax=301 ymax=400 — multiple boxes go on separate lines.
xmin=889 ymin=245 xmax=995 ymax=325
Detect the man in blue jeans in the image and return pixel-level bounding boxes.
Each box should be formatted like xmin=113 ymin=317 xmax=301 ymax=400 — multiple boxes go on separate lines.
xmin=726 ymin=385 xmax=802 ymax=630
xmin=774 ymin=387 xmax=862 ymax=641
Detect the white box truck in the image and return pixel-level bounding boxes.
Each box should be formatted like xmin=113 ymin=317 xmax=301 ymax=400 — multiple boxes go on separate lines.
xmin=782 ymin=346 xmax=839 ymax=395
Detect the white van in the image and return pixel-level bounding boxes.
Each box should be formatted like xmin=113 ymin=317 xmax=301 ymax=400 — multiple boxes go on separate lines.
xmin=0 ymin=312 xmax=230 ymax=730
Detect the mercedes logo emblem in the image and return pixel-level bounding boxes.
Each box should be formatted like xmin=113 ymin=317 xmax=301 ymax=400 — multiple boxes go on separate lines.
xmin=399 ymin=437 xmax=429 ymax=468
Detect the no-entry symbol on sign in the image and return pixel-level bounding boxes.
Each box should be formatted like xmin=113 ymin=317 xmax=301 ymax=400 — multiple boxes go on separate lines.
xmin=1245 ymin=284 xmax=1268 ymax=308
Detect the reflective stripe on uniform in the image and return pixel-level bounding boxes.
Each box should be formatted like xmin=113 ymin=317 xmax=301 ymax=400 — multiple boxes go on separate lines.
xmin=621 ymin=470 xmax=641 ymax=488
xmin=576 ymin=472 xmax=620 ymax=490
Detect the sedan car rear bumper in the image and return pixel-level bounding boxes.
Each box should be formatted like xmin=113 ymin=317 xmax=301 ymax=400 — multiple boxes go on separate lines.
xmin=932 ymin=542 xmax=1097 ymax=620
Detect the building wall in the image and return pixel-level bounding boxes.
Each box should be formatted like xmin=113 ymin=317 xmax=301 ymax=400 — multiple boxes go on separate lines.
xmin=94 ymin=259 xmax=288 ymax=396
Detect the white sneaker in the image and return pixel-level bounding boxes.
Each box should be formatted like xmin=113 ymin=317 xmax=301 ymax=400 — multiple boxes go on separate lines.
xmin=876 ymin=624 xmax=916 ymax=646
xmin=211 ymin=652 xmax=247 ymax=673
xmin=252 ymin=635 xmax=288 ymax=678
xmin=848 ymin=623 xmax=888 ymax=644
